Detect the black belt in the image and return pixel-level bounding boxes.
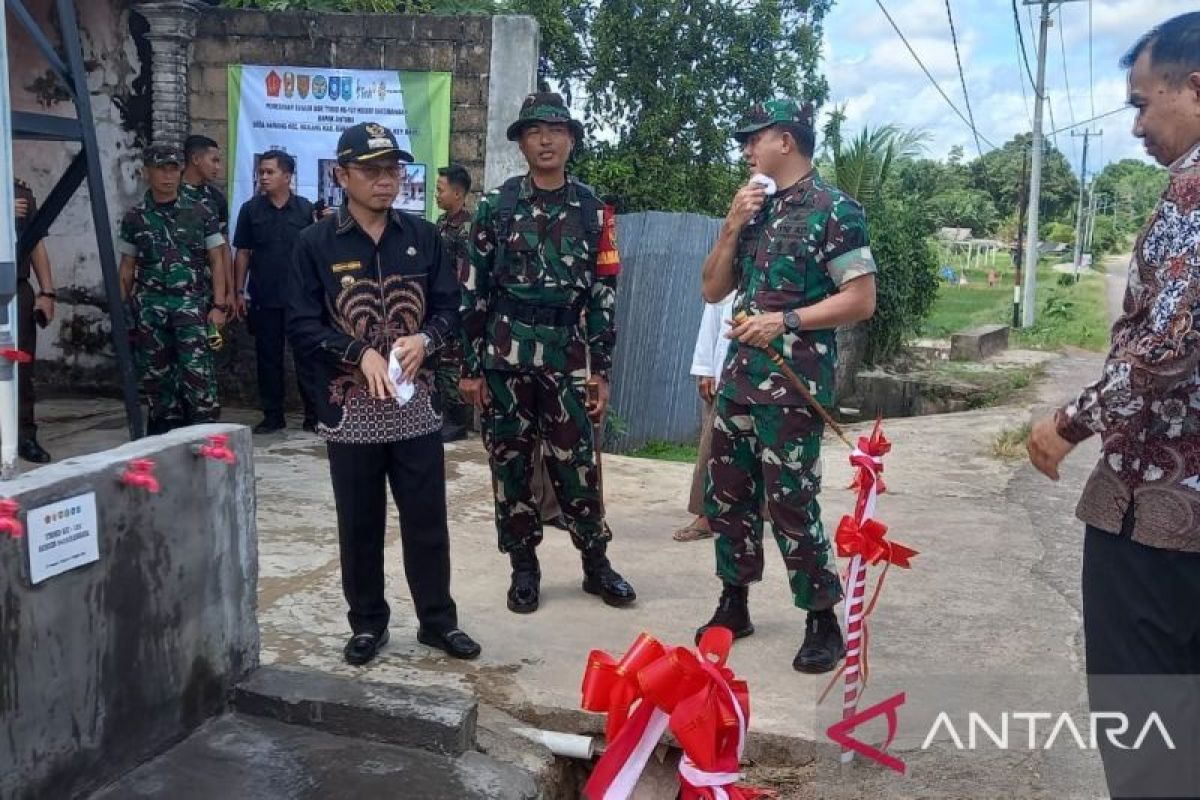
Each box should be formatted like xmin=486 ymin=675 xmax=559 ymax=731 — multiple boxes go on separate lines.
xmin=492 ymin=296 xmax=581 ymax=327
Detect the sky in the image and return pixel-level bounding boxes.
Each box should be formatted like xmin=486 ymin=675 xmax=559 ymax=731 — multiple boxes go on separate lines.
xmin=822 ymin=0 xmax=1196 ymax=177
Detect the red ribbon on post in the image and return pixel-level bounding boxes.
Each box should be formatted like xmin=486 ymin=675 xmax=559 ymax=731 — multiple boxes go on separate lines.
xmin=581 ymin=629 xmax=771 ymax=800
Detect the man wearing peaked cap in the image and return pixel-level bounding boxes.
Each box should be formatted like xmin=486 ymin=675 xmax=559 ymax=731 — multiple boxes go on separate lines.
xmin=118 ymin=142 xmax=227 ymax=435
xmin=698 ymin=97 xmax=878 ymax=674
xmin=459 ymin=91 xmax=637 ymax=615
xmin=288 ymin=121 xmax=480 ymax=666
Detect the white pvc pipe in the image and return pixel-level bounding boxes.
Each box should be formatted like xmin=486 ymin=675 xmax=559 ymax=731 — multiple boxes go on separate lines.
xmin=0 ymin=7 xmax=20 ymax=479
xmin=511 ymin=727 xmax=597 ymax=760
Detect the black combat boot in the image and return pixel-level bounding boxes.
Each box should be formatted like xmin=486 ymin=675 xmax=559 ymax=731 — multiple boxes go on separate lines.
xmin=694 ymin=583 xmax=754 ymax=644
xmin=581 ymin=543 xmax=636 ymax=607
xmin=793 ymin=608 xmax=846 ymax=674
xmin=507 ymin=546 xmax=541 ymax=614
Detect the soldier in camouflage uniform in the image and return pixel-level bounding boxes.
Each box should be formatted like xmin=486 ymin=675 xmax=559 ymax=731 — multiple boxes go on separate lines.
xmin=697 ymin=100 xmax=878 ymax=673
xmin=459 ymin=92 xmax=636 ymax=614
xmin=180 ymin=135 xmax=232 ymax=313
xmin=434 ymin=163 xmax=474 ymax=443
xmin=118 ymin=145 xmax=228 ymax=435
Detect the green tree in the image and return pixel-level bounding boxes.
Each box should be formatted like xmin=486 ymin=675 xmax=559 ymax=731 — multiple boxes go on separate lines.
xmin=971 ymin=134 xmax=1079 ymax=225
xmin=513 ymin=0 xmax=836 ymax=213
xmin=829 ymin=125 xmax=939 ymax=364
xmin=1091 ymin=158 xmax=1169 ymax=235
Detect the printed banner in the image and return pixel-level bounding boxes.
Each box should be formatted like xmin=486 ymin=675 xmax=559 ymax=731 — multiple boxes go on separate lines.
xmin=226 ymin=64 xmax=451 ymax=235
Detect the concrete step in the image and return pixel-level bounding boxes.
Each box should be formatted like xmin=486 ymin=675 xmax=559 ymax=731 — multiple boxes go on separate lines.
xmin=88 ymin=713 xmax=540 ymax=800
xmin=234 ymin=665 xmax=477 ymax=756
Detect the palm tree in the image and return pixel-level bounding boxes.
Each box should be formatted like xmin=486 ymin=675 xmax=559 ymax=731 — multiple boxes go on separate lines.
xmin=831 ymin=125 xmax=929 ymax=209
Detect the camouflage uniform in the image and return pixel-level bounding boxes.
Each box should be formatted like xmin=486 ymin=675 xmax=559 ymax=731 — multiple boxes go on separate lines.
xmin=434 ymin=206 xmax=472 ymax=423
xmin=705 ymin=104 xmax=878 ymax=612
xmin=180 ymin=180 xmax=229 ymax=292
xmin=461 ymin=175 xmax=621 ymax=554
xmin=118 ymin=183 xmax=225 ymax=426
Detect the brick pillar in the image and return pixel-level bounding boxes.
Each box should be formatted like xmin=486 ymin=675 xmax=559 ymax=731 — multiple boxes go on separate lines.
xmin=133 ymin=1 xmax=205 ymax=148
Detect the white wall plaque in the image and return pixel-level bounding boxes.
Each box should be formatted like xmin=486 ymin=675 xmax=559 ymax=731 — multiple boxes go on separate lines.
xmin=28 ymin=492 xmax=99 ymax=584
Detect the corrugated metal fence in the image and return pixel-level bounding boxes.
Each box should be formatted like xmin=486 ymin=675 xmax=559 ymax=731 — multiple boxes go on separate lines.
xmin=608 ymin=211 xmax=723 ymax=453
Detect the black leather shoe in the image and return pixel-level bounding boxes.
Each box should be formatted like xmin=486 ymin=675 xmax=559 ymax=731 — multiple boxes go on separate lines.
xmin=507 ymin=547 xmax=541 ymax=613
xmin=695 ymin=583 xmax=754 ymax=645
xmin=18 ymin=438 xmax=50 ymax=464
xmin=343 ymin=629 xmax=389 ymax=666
xmin=302 ymin=418 xmax=318 ymax=433
xmin=441 ymin=422 xmax=467 ymax=443
xmin=417 ymin=627 xmax=481 ymax=660
xmin=793 ymin=609 xmax=846 ymax=674
xmin=581 ymin=544 xmax=637 ymax=607
xmin=253 ymin=417 xmax=286 ymax=435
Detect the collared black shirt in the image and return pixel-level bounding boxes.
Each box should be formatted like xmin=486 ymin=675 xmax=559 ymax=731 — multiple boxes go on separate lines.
xmin=233 ymin=192 xmax=314 ymax=308
xmin=287 ymin=205 xmax=458 ymax=441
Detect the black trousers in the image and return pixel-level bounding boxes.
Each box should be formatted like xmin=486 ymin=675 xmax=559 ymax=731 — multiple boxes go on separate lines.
xmin=1083 ymin=519 xmax=1200 ymax=799
xmin=327 ymin=433 xmax=458 ymax=637
xmin=249 ymin=304 xmax=317 ymax=422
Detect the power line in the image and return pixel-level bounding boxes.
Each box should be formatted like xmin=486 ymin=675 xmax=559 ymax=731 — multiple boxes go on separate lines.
xmin=1046 ymin=105 xmax=1125 ymax=137
xmin=1057 ymin=5 xmax=1077 ymax=125
xmin=943 ymin=0 xmax=986 ymax=160
xmin=1013 ymin=0 xmax=1037 ymax=91
xmin=872 ymin=0 xmax=998 ymax=149
xmin=1088 ymin=0 xmax=1096 ymax=118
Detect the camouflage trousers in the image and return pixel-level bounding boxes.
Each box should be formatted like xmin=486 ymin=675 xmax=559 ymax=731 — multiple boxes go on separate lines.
xmin=482 ymin=368 xmax=609 ymax=553
xmin=433 ymin=344 xmax=469 ymax=425
xmin=704 ymin=395 xmax=843 ymax=611
xmin=132 ymin=294 xmax=218 ymax=424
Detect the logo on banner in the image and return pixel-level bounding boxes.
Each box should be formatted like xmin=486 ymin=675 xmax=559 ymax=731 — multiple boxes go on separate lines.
xmin=377 ymin=81 xmax=387 ymax=101
xmin=341 ymin=78 xmax=354 ymax=101
xmin=283 ymin=72 xmax=295 ymax=98
xmin=312 ymin=75 xmax=327 ymax=99
xmin=297 ymin=74 xmax=310 ymax=99
xmin=265 ymin=70 xmax=282 ymax=98
xmin=328 ymin=76 xmax=340 ymax=102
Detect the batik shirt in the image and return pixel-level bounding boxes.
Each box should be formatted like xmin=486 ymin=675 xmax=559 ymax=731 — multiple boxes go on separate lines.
xmin=1057 ymin=141 xmax=1200 ymax=552
xmin=719 ymin=171 xmax=876 ymax=408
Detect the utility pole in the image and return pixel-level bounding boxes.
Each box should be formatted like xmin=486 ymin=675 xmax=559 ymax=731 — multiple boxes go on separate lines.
xmin=1071 ymin=129 xmax=1101 ymax=277
xmin=1084 ymin=188 xmax=1100 ymax=258
xmin=1012 ymin=147 xmax=1029 ymax=329
xmin=1021 ymin=0 xmax=1089 ymax=327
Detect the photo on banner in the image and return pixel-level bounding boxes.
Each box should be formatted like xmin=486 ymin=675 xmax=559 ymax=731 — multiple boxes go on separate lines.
xmin=226 ymin=64 xmax=451 ymax=244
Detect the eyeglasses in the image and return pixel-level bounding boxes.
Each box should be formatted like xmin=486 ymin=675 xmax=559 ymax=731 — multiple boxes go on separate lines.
xmin=346 ymin=163 xmax=403 ymax=181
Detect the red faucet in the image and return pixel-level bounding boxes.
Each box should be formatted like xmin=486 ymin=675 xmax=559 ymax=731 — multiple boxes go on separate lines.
xmin=195 ymin=434 xmax=236 ymax=464
xmin=0 ymin=499 xmax=23 ymax=539
xmin=0 ymin=348 xmax=31 ymax=364
xmin=120 ymin=459 xmax=161 ymax=494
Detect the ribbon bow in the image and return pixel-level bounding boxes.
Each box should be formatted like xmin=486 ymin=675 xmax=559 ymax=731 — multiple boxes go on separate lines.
xmin=582 ymin=629 xmax=771 ymax=800
xmin=835 ymin=516 xmax=917 ymax=568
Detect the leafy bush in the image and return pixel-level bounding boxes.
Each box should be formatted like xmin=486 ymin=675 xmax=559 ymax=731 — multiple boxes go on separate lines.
xmin=863 ymin=199 xmax=940 ymax=364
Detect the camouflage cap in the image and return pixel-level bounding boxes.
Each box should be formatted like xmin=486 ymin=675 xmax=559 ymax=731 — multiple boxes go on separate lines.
xmin=143 ymin=144 xmax=184 ymax=167
xmin=732 ymin=99 xmax=814 ymax=143
xmin=506 ymin=92 xmax=585 ymax=142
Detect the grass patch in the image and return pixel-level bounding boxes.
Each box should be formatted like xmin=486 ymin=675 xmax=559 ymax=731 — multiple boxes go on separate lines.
xmin=922 ymin=259 xmax=1110 ymax=351
xmin=992 ymin=422 xmax=1032 ymax=461
xmin=627 ymin=439 xmax=699 ymax=463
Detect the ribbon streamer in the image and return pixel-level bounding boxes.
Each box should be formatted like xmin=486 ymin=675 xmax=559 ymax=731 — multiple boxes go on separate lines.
xmin=581 ymin=629 xmax=771 ymax=800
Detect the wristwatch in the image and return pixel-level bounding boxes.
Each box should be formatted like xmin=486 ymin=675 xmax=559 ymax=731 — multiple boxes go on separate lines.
xmin=783 ymin=309 xmax=802 ymax=334
xmin=214 ymin=303 xmax=231 ymax=313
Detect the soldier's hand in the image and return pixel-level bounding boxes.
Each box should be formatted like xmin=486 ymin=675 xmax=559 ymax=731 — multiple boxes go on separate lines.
xmin=726 ymin=311 xmax=785 ymax=349
xmin=361 ymin=348 xmax=395 ymax=400
xmin=34 ymin=294 xmax=55 ymax=324
xmin=392 ymin=334 xmax=425 ymax=380
xmin=232 ymin=296 xmax=248 ymax=321
xmin=586 ymin=375 xmax=609 ymax=423
xmin=725 ymin=183 xmax=767 ymax=232
xmin=208 ymin=307 xmax=228 ymax=328
xmin=1027 ymin=416 xmax=1074 ymax=481
xmin=697 ymin=376 xmax=715 ymax=404
xmin=14 ymin=197 xmax=29 ymax=220
xmin=460 ymin=376 xmax=489 ymax=409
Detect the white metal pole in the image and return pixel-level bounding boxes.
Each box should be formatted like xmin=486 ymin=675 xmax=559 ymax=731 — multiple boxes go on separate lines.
xmin=0 ymin=8 xmax=21 ymax=478
xmin=1021 ymin=1 xmax=1052 ymax=328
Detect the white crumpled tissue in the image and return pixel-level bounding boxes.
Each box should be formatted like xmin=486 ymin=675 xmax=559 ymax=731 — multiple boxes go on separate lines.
xmin=387 ymin=348 xmax=415 ymax=407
